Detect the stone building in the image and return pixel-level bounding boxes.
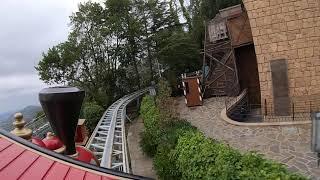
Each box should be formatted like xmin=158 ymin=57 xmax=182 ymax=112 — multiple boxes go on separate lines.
xmin=244 ymin=0 xmax=320 ymax=115
xmin=204 ymin=1 xmax=320 ymax=116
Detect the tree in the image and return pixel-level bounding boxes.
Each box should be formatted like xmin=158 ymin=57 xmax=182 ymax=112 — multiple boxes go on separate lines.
xmin=35 ymin=0 xmax=244 ymax=134
xmin=83 ymin=102 xmax=104 ymax=133
xmin=36 ymin=2 xmax=127 ymax=107
xmin=156 ymin=31 xmax=200 ymax=92
xmin=158 ymin=32 xmax=200 ymax=74
xmin=190 ymin=0 xmax=242 ymax=47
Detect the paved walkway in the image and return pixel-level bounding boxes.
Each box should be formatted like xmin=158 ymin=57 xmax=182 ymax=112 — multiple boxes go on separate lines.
xmin=127 ymin=118 xmax=157 ymax=179
xmin=176 ymin=96 xmax=320 ymax=179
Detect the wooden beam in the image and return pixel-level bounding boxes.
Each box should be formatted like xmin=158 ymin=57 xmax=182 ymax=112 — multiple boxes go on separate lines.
xmin=204 ymin=52 xmax=234 ymax=71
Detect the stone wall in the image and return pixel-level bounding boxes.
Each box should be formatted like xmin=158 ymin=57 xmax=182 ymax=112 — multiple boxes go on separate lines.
xmin=242 ymin=0 xmax=320 ymax=112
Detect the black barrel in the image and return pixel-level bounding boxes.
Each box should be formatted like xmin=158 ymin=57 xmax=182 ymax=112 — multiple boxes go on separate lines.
xmin=39 ymin=86 xmax=85 ymax=155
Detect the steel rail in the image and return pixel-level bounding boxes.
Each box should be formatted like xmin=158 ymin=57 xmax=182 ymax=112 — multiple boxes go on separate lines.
xmin=26 ymin=114 xmax=52 ymax=138
xmin=86 ymin=88 xmax=151 ymax=173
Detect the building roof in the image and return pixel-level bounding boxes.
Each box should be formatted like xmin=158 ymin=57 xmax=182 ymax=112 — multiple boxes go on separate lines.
xmin=0 ymin=129 xmax=150 ymax=180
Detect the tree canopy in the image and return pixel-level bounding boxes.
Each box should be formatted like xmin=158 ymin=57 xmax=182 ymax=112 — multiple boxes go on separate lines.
xmin=36 ymin=0 xmax=242 ymax=108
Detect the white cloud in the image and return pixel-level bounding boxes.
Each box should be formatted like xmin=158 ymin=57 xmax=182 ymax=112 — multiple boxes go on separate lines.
xmin=0 ymin=0 xmax=96 ymax=112
xmin=0 ymin=74 xmax=45 ymax=98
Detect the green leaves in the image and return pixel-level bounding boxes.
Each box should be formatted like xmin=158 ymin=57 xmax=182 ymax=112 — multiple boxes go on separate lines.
xmin=83 ymin=102 xmax=104 ymax=133
xmin=157 ymin=32 xmax=200 ymax=75
xmin=140 ymin=94 xmax=306 ymax=180
xmin=174 ymin=131 xmax=306 ymax=180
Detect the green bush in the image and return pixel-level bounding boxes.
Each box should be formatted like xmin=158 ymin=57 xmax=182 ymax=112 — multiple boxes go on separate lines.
xmin=153 ymin=120 xmax=195 ymax=179
xmin=157 ymin=79 xmax=172 ymax=99
xmin=140 ymin=131 xmax=159 ymax=157
xmin=154 ymin=144 xmax=181 ymax=180
xmin=140 ymin=95 xmax=161 ymax=156
xmin=83 ymin=102 xmax=104 ymax=134
xmin=139 ymin=95 xmax=306 ymax=180
xmin=175 ymin=131 xmax=306 ymax=180
xmin=140 ymin=95 xmax=195 ymax=157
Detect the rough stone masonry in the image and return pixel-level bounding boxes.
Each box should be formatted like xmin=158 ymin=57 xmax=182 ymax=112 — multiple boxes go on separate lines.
xmin=242 ymin=0 xmax=320 ymax=111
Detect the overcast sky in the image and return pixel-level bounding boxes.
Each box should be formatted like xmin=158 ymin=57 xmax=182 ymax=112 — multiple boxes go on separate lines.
xmin=0 ymin=0 xmax=92 ymax=112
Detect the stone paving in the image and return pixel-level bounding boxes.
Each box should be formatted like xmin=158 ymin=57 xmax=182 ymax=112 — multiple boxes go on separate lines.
xmin=127 ymin=118 xmax=157 ymax=179
xmin=176 ymin=96 xmax=320 ymax=179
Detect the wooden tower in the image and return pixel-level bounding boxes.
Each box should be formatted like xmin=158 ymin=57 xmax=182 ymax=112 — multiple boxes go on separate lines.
xmin=202 ymin=4 xmax=254 ymax=98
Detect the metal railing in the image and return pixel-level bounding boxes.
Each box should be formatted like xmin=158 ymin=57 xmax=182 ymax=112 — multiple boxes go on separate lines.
xmin=85 ymin=88 xmax=151 ymax=173
xmin=225 ymin=89 xmax=313 ymax=123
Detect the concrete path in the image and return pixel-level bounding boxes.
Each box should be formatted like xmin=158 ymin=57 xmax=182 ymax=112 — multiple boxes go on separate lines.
xmin=127 ymin=118 xmax=157 ymax=179
xmin=176 ymin=96 xmax=320 ymax=179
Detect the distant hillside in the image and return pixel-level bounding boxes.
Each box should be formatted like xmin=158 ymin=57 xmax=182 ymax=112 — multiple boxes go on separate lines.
xmin=0 ymin=105 xmax=42 ymax=131
xmin=0 ymin=111 xmax=14 ymax=122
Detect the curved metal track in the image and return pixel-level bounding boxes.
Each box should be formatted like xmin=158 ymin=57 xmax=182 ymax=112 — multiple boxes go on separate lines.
xmin=86 ymin=88 xmax=151 ymax=173
xmin=26 ymin=114 xmax=52 ymax=138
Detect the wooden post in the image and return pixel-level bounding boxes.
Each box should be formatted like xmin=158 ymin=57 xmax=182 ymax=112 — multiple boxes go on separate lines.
xmin=11 ymin=113 xmax=32 ymax=141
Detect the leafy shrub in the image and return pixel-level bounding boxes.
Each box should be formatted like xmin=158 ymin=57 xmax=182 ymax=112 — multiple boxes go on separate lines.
xmin=154 ymin=144 xmax=181 ymax=180
xmin=140 ymin=95 xmax=156 ymax=118
xmin=139 ymin=95 xmax=306 ymax=180
xmin=140 ymin=95 xmax=161 ymax=156
xmin=157 ymin=78 xmax=172 ymax=99
xmin=239 ymin=153 xmax=306 ymax=179
xmin=156 ymin=79 xmax=179 ymax=119
xmin=159 ymin=120 xmax=196 ymax=149
xmin=175 ymin=131 xmax=306 ymax=180
xmin=153 ymin=120 xmax=195 ymax=179
xmin=140 ymin=131 xmax=159 ymax=157
xmin=83 ymin=102 xmax=104 ymax=134
xmin=140 ymin=95 xmax=195 ymax=157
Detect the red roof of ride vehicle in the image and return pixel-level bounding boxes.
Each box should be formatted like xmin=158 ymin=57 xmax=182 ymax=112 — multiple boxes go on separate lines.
xmin=0 ymin=129 xmax=149 ymax=180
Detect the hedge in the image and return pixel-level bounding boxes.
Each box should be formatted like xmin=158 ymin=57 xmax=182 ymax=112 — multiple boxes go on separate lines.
xmin=139 ymin=95 xmax=306 ymax=180
xmin=175 ymin=131 xmax=305 ymax=180
xmin=83 ymin=102 xmax=104 ymax=134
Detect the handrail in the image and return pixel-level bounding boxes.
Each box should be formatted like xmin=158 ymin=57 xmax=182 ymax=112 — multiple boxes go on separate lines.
xmin=25 ymin=113 xmax=52 ymax=138
xmin=226 ymin=88 xmax=248 ymax=111
xmin=225 ymin=89 xmax=313 ymax=123
xmin=25 ymin=113 xmax=46 ymax=126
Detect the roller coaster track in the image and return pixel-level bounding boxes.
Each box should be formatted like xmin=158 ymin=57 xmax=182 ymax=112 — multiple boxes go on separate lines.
xmin=26 ymin=114 xmax=51 ymax=138
xmin=85 ymin=88 xmax=152 ymax=173
xmin=26 ymin=88 xmax=153 ymax=173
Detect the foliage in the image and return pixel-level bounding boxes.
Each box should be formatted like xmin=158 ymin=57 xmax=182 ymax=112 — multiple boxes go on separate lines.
xmin=139 ymin=94 xmax=194 ymax=156
xmin=36 ymin=0 xmax=244 ymax=108
xmin=175 ymin=131 xmax=306 ymax=180
xmin=158 ymin=32 xmax=200 ymax=72
xmin=190 ymin=0 xmax=242 ymax=47
xmin=153 ymin=143 xmax=181 ymax=179
xmin=139 ymin=95 xmax=161 ymax=156
xmin=157 ymin=78 xmax=172 ymax=98
xmin=157 ymin=32 xmax=200 ymax=79
xmin=83 ymin=102 xmax=104 ymax=133
xmin=139 ymin=95 xmax=306 ymax=180
xmin=156 ymin=79 xmax=180 ymax=119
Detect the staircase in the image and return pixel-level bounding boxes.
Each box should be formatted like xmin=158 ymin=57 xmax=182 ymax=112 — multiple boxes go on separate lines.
xmin=203 ymin=40 xmax=239 ymax=98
